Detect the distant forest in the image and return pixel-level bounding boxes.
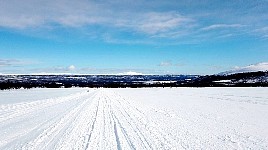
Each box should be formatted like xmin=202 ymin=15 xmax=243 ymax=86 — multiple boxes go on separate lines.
xmin=0 ymin=71 xmax=268 ymax=90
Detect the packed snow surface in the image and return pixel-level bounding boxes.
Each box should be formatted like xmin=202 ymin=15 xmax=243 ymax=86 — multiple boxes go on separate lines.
xmin=0 ymin=87 xmax=268 ymax=149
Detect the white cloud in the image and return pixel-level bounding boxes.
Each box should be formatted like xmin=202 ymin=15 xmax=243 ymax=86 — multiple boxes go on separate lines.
xmin=135 ymin=12 xmax=192 ymax=35
xmin=30 ymin=72 xmax=73 ymax=75
xmin=158 ymin=61 xmax=184 ymax=67
xmin=68 ymin=65 xmax=76 ymax=71
xmin=255 ymin=26 xmax=268 ymax=32
xmin=159 ymin=61 xmax=172 ymax=67
xmin=0 ymin=0 xmax=194 ymax=37
xmin=0 ymin=0 xmax=107 ymax=29
xmin=0 ymin=59 xmax=33 ymax=67
xmin=24 ymin=66 xmax=163 ymax=75
xmin=222 ymin=62 xmax=268 ymax=74
xmin=254 ymin=26 xmax=268 ymax=38
xmin=52 ymin=65 xmax=76 ymax=72
xmin=201 ymin=24 xmax=245 ymax=31
xmin=27 ymin=65 xmax=77 ymax=74
xmin=117 ymin=71 xmax=143 ymax=75
xmin=0 ymin=0 xmax=267 ymax=41
xmin=109 ymin=11 xmax=194 ymax=36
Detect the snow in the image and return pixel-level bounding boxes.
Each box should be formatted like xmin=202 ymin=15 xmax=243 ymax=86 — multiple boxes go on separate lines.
xmin=0 ymin=88 xmax=85 ymax=104
xmin=0 ymin=87 xmax=268 ymax=149
xmin=144 ymin=80 xmax=177 ymax=84
xmin=213 ymin=79 xmax=232 ymax=83
xmin=220 ymin=62 xmax=268 ymax=75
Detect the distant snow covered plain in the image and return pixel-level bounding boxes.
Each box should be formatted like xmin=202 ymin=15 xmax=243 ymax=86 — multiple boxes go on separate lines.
xmin=0 ymin=87 xmax=267 ymax=149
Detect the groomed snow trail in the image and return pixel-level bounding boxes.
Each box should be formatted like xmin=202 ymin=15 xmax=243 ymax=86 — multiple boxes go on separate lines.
xmin=0 ymin=89 xmax=181 ymax=150
xmin=0 ymin=88 xmax=268 ymax=149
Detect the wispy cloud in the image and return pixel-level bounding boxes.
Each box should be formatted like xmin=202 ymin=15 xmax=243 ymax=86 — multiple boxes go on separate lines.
xmin=0 ymin=0 xmax=106 ymax=29
xmin=158 ymin=61 xmax=184 ymax=67
xmin=201 ymin=24 xmax=245 ymax=31
xmin=41 ymin=65 xmax=77 ymax=73
xmin=132 ymin=12 xmax=193 ymax=35
xmin=77 ymin=67 xmax=164 ymax=75
xmin=0 ymin=0 xmax=267 ymax=43
xmin=0 ymin=1 xmax=193 ymax=35
xmin=159 ymin=61 xmax=172 ymax=67
xmin=0 ymin=59 xmax=33 ymax=67
xmin=24 ymin=66 xmax=165 ymax=75
xmin=253 ymin=26 xmax=268 ymax=38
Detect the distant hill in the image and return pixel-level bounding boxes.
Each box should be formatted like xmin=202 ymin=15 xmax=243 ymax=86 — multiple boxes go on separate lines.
xmin=219 ymin=62 xmax=268 ymax=75
xmin=187 ymin=71 xmax=268 ymax=87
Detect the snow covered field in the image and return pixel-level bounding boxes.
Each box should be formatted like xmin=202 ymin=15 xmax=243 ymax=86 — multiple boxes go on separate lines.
xmin=0 ymin=87 xmax=268 ymax=149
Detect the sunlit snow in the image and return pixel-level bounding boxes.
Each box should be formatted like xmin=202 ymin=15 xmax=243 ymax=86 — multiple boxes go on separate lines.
xmin=0 ymin=88 xmax=267 ymax=149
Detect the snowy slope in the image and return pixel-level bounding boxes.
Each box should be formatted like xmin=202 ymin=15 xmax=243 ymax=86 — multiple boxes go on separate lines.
xmin=220 ymin=62 xmax=268 ymax=75
xmin=0 ymin=88 xmax=268 ymax=149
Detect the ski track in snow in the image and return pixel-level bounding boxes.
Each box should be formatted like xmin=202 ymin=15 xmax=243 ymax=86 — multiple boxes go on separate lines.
xmin=0 ymin=88 xmax=268 ymax=149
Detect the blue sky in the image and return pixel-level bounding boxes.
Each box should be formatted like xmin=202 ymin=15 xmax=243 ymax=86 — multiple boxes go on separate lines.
xmin=0 ymin=0 xmax=268 ymax=75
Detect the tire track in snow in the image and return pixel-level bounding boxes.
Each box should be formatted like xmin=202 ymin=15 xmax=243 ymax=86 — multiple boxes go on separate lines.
xmin=20 ymin=91 xmax=98 ymax=150
xmin=84 ymin=100 xmax=99 ymax=150
xmin=82 ymin=91 xmax=121 ymax=149
xmin=1 ymin=89 xmax=203 ymax=149
xmin=1 ymin=88 xmax=268 ymax=149
xmin=109 ymin=91 xmax=182 ymax=149
xmin=0 ymin=90 xmax=96 ymax=149
xmin=53 ymin=92 xmax=101 ymax=150
xmin=113 ymin=118 xmax=122 ymax=150
xmin=0 ymin=91 xmax=89 ymax=123
xmin=54 ymin=89 xmax=174 ymax=150
xmin=55 ymin=89 xmax=185 ymax=149
xmin=92 ymin=89 xmax=182 ymax=150
xmin=0 ymin=91 xmax=96 ymax=149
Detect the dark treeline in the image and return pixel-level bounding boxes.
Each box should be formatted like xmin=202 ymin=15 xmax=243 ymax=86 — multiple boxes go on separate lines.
xmin=0 ymin=71 xmax=268 ymax=90
xmin=0 ymin=81 xmax=179 ymax=90
xmin=187 ymin=71 xmax=268 ymax=87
